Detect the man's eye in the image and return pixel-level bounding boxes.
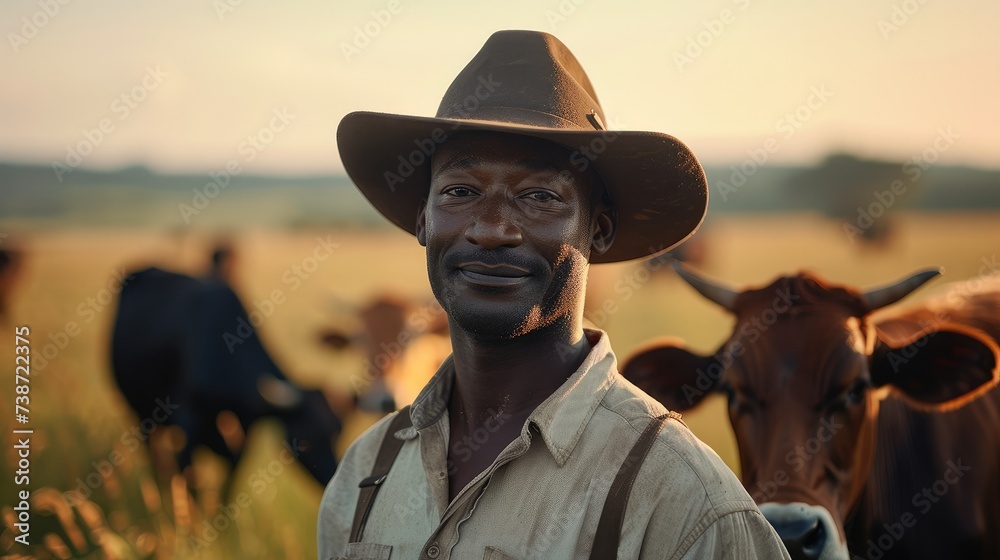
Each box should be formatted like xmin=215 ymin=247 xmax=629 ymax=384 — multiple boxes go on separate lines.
xmin=524 ymin=191 xmax=556 ymax=202
xmin=443 ymin=186 xmax=476 ymax=197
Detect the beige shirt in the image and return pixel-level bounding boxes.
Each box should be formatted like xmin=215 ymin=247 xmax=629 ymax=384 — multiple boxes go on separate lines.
xmin=318 ymin=329 xmax=789 ymax=560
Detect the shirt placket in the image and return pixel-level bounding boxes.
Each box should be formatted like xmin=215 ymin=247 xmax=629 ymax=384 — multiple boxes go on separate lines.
xmin=416 ymin=425 xmax=534 ymax=560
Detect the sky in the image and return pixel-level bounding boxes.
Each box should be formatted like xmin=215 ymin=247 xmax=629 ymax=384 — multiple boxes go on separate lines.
xmin=1 ymin=0 xmax=998 ymax=175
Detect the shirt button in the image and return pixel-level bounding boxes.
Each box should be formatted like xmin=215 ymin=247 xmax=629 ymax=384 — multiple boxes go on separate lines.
xmin=426 ymin=543 xmax=441 ymax=558
xmin=437 ymin=470 xmax=447 ymax=479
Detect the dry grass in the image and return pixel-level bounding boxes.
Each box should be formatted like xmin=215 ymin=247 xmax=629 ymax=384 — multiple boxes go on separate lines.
xmin=2 ymin=211 xmax=998 ymax=557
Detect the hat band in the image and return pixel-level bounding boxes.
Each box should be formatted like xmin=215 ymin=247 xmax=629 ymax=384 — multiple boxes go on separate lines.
xmin=435 ymin=106 xmax=600 ymax=132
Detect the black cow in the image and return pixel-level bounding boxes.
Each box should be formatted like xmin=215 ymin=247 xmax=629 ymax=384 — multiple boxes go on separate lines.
xmin=110 ymin=267 xmax=341 ymax=492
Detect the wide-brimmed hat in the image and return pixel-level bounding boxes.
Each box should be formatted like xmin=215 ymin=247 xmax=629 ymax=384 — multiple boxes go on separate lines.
xmin=337 ymin=30 xmax=708 ymax=263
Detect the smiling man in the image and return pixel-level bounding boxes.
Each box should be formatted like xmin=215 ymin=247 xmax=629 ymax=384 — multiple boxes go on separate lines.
xmin=319 ymin=30 xmax=789 ymax=559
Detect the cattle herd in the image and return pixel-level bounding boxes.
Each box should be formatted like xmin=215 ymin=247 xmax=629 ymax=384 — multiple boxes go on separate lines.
xmin=97 ymin=250 xmax=999 ymax=560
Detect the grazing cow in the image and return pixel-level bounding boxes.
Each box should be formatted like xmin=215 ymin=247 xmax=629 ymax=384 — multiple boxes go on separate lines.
xmin=111 ymin=267 xmax=342 ymax=492
xmin=622 ymin=262 xmax=1000 ymax=560
xmin=318 ymin=294 xmax=451 ymax=412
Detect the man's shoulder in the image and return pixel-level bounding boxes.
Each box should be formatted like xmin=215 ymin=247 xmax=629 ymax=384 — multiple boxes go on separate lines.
xmin=333 ymin=410 xmax=407 ymax=475
xmin=319 ymin=410 xmax=406 ymax=512
xmin=317 ymin=409 xmax=411 ymax=554
xmin=598 ymin=372 xmax=754 ymax=511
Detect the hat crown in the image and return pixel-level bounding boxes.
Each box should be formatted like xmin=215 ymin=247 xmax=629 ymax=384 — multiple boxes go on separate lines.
xmin=336 ymin=30 xmax=708 ymax=263
xmin=436 ymin=30 xmax=607 ymax=131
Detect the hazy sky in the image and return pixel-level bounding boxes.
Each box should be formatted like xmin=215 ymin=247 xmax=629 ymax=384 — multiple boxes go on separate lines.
xmin=2 ymin=0 xmax=998 ymax=174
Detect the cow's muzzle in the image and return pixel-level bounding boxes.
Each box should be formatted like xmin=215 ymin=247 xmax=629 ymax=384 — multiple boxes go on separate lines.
xmin=759 ymin=502 xmax=848 ymax=560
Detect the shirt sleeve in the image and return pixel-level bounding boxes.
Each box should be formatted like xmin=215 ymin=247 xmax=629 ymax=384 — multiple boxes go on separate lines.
xmin=675 ymin=509 xmax=791 ymax=560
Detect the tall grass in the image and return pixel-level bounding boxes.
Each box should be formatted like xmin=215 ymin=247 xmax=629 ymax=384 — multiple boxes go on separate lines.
xmin=2 ymin=213 xmax=998 ymax=557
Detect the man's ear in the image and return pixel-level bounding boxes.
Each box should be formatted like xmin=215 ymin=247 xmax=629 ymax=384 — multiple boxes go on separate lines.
xmin=871 ymin=324 xmax=999 ymax=411
xmin=621 ymin=337 xmax=722 ymax=411
xmin=589 ymin=205 xmax=616 ymax=257
xmin=416 ymin=198 xmax=428 ymax=247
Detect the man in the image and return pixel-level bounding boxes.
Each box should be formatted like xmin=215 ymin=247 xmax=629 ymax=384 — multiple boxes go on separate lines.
xmin=319 ymin=30 xmax=789 ymax=559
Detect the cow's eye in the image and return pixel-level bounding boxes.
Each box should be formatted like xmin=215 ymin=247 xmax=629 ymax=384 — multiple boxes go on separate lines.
xmin=843 ymin=380 xmax=869 ymax=406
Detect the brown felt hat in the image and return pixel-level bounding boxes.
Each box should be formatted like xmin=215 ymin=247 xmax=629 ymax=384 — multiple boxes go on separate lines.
xmin=337 ymin=30 xmax=708 ymax=263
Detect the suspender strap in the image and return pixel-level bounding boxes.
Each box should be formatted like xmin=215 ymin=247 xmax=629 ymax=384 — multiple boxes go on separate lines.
xmin=589 ymin=411 xmax=678 ymax=560
xmin=349 ymin=405 xmax=413 ymax=543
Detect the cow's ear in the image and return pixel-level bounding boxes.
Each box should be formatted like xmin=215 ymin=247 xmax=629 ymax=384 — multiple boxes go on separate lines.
xmin=621 ymin=338 xmax=722 ymax=412
xmin=871 ymin=326 xmax=999 ymax=411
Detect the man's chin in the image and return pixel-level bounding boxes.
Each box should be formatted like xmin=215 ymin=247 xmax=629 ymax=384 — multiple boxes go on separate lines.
xmin=444 ymin=301 xmax=534 ymax=341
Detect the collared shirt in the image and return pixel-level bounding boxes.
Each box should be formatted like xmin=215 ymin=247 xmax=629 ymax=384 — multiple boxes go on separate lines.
xmin=318 ymin=329 xmax=790 ymax=560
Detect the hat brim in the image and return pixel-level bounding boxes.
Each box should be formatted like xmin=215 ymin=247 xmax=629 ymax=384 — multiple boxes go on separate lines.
xmin=337 ymin=111 xmax=708 ymax=264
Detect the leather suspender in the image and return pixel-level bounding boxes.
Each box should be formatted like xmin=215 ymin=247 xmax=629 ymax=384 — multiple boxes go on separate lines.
xmin=589 ymin=412 xmax=678 ymax=560
xmin=348 ymin=406 xmax=680 ymax=559
xmin=349 ymin=405 xmax=413 ymax=543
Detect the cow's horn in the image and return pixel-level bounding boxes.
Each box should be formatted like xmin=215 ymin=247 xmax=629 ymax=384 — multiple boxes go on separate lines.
xmin=672 ymin=260 xmax=739 ymax=311
xmin=861 ymin=267 xmax=943 ymax=311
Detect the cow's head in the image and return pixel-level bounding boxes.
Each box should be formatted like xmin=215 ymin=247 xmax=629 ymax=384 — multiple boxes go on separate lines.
xmin=319 ymin=295 xmax=450 ymax=412
xmin=623 ymin=263 xmax=999 ymax=560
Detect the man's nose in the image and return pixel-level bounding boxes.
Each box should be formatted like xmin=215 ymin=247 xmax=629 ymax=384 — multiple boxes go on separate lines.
xmin=464 ymin=201 xmax=523 ymax=250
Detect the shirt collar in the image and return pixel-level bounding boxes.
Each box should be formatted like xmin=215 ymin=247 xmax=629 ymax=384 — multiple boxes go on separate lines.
xmin=401 ymin=329 xmax=618 ymax=466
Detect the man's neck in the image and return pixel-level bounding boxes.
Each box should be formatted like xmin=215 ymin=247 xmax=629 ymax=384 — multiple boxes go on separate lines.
xmin=447 ymin=320 xmax=593 ymax=433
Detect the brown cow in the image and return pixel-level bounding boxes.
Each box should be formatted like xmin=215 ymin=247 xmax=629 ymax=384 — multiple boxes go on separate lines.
xmin=623 ymin=262 xmax=1000 ymax=560
xmin=318 ymin=294 xmax=450 ymax=412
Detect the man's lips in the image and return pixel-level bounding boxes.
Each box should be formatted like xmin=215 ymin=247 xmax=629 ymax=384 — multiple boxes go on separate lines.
xmin=457 ymin=261 xmax=531 ymax=286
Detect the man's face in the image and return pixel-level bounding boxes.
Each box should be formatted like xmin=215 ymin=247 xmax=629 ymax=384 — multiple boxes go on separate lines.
xmin=417 ymin=131 xmax=613 ymax=341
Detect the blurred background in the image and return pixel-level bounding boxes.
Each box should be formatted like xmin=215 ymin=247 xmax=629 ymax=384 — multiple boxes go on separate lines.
xmin=1 ymin=1 xmax=998 ymax=558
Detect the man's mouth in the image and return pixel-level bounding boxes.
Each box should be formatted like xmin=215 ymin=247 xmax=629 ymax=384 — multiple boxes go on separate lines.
xmin=457 ymin=262 xmax=531 ymax=286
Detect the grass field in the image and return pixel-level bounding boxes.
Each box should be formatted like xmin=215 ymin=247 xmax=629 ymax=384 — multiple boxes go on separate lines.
xmin=1 ymin=211 xmax=998 ymax=558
